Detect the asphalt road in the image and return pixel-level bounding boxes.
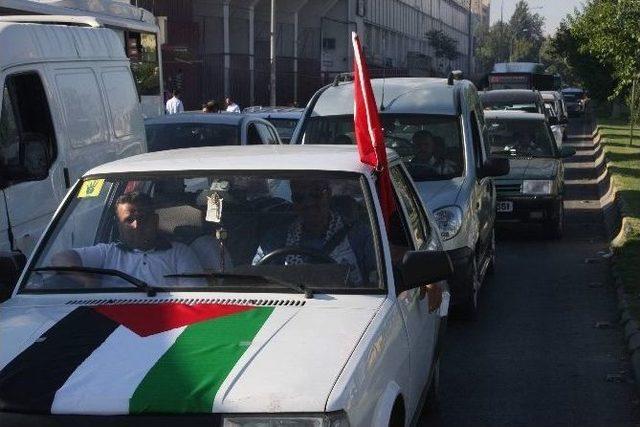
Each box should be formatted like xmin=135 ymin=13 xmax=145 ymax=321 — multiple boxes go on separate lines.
xmin=422 ymin=117 xmax=640 ymax=426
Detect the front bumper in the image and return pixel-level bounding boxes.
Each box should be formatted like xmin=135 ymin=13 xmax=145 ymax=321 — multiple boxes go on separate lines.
xmin=445 ymin=246 xmax=474 ymax=306
xmin=496 ymin=196 xmax=561 ymax=224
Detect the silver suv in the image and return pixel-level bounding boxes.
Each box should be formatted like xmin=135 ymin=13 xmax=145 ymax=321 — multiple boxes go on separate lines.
xmin=291 ymin=76 xmax=509 ymax=317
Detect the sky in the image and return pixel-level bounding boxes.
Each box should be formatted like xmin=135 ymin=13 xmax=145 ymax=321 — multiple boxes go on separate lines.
xmin=489 ymin=0 xmax=586 ymax=35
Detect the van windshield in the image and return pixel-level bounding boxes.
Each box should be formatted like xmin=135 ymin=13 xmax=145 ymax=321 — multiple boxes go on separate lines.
xmin=302 ymin=114 xmax=464 ymax=181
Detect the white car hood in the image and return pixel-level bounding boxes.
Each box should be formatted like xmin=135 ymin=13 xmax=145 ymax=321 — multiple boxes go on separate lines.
xmin=0 ymin=294 xmax=385 ymax=415
xmin=414 ymin=177 xmax=464 ymax=210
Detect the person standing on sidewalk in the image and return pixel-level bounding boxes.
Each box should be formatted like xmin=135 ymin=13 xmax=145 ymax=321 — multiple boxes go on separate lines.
xmin=225 ymin=96 xmax=241 ymax=113
xmin=166 ymin=90 xmax=184 ymax=115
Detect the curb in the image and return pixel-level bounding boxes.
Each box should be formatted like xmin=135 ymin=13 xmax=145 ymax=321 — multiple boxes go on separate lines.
xmin=593 ymin=122 xmax=640 ymax=391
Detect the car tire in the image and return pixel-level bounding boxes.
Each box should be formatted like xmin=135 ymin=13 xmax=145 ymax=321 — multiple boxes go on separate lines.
xmin=459 ymin=254 xmax=480 ymax=320
xmin=545 ymin=202 xmax=564 ymax=239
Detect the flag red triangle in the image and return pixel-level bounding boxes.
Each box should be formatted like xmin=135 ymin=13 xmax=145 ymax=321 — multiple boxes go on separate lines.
xmin=94 ymin=303 xmax=255 ymax=337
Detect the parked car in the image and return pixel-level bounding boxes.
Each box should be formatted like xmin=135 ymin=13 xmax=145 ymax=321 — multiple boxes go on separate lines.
xmin=292 ymin=75 xmax=510 ymax=317
xmin=0 ymin=145 xmax=451 ymax=427
xmin=144 ymin=113 xmax=281 ymax=151
xmin=561 ymin=87 xmax=586 ymax=117
xmin=484 ymin=111 xmax=576 ymax=238
xmin=480 ymin=89 xmax=547 ymax=116
xmin=242 ymin=106 xmax=303 ymax=143
xmin=0 ymin=19 xmax=146 ymax=260
xmin=541 ymin=91 xmax=568 ymax=147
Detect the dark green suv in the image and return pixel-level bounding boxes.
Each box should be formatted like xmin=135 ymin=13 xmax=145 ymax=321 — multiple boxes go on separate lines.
xmin=484 ymin=110 xmax=575 ymax=238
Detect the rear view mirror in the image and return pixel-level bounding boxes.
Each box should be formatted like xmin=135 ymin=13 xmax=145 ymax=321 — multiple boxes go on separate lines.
xmin=479 ymin=157 xmax=510 ymax=178
xmin=560 ymin=146 xmax=576 ymax=158
xmin=396 ymin=250 xmax=453 ymax=296
xmin=0 ymin=251 xmax=26 ymax=302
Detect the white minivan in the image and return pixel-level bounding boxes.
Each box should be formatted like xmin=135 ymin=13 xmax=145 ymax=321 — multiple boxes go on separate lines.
xmin=0 ymin=19 xmax=146 ymax=287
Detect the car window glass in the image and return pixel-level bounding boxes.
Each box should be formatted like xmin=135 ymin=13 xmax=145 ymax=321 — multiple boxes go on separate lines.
xmin=486 ymin=119 xmax=555 ymax=158
xmin=470 ymin=112 xmax=484 ymax=169
xmin=0 ymin=73 xmax=57 ymax=181
xmin=246 ymin=123 xmax=263 ymax=145
xmin=145 ymin=123 xmax=239 ymax=151
xmin=389 ymin=166 xmax=429 ymax=249
xmin=256 ymin=123 xmax=276 ymax=144
xmin=303 ymin=114 xmax=464 ymax=181
xmin=23 ymin=172 xmax=382 ymax=293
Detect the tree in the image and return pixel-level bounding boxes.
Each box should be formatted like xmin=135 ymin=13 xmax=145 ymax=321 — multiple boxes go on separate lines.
xmin=475 ymin=22 xmax=511 ymax=74
xmin=508 ymin=0 xmax=545 ymax=62
xmin=426 ymin=30 xmax=461 ymax=62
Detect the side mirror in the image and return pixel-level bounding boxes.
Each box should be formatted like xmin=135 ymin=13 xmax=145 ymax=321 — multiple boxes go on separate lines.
xmin=479 ymin=157 xmax=510 ymax=178
xmin=548 ymin=116 xmax=558 ymax=126
xmin=560 ymin=146 xmax=576 ymax=158
xmin=0 ymin=251 xmax=26 ymax=302
xmin=396 ymin=250 xmax=453 ymax=296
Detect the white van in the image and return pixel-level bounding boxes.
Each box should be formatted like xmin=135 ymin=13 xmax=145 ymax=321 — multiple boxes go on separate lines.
xmin=0 ymin=19 xmax=146 ymax=271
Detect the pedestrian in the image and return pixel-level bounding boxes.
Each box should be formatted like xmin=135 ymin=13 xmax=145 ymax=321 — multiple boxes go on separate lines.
xmin=165 ymin=89 xmax=184 ymax=115
xmin=225 ymin=96 xmax=241 ymax=113
xmin=203 ymin=100 xmax=221 ymax=113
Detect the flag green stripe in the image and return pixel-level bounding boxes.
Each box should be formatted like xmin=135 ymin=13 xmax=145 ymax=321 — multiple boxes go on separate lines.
xmin=129 ymin=307 xmax=273 ymax=414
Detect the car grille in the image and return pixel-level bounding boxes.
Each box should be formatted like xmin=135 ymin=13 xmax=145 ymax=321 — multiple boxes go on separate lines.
xmin=496 ymin=182 xmax=521 ymax=197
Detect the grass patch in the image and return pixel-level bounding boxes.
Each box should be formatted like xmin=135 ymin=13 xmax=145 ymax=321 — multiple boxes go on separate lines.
xmin=596 ymin=116 xmax=640 ymax=302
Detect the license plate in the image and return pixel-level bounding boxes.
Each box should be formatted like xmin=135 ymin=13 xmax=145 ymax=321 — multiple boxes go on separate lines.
xmin=497 ymin=201 xmax=513 ymax=213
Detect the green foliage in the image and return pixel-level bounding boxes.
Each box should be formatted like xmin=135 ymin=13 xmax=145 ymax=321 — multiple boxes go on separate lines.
xmin=475 ymin=22 xmax=510 ymax=74
xmin=426 ymin=30 xmax=461 ymax=61
xmin=508 ymin=0 xmax=544 ymax=61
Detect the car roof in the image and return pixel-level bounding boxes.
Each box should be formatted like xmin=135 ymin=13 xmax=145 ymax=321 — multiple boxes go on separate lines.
xmin=483 ymin=110 xmax=547 ymax=121
xmin=480 ymin=90 xmax=540 ymax=103
xmin=144 ymin=112 xmax=246 ymax=126
xmin=243 ymin=110 xmax=303 ymax=120
xmin=311 ymin=77 xmax=467 ymax=116
xmin=85 ymin=145 xmax=399 ymax=176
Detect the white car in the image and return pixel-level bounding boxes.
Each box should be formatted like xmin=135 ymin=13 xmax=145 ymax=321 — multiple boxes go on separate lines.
xmin=0 ymin=145 xmax=450 ymax=426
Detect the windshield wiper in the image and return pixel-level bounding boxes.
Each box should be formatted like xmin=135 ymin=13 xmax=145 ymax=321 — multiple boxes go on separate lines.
xmin=165 ymin=272 xmax=314 ymax=299
xmin=32 ymin=266 xmax=160 ymax=297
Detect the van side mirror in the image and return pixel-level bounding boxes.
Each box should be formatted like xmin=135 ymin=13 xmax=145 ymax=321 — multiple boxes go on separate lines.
xmin=548 ymin=116 xmax=558 ymax=126
xmin=478 ymin=157 xmax=510 ymax=178
xmin=396 ymin=250 xmax=453 ymax=296
xmin=0 ymin=251 xmax=26 ymax=302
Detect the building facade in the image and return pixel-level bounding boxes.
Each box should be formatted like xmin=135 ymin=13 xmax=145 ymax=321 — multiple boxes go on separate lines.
xmin=137 ymin=0 xmax=488 ymax=109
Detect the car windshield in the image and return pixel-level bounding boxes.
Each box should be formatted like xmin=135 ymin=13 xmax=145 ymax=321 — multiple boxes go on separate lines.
xmin=22 ymin=172 xmax=382 ymax=293
xmin=302 ymin=114 xmax=464 ymax=181
xmin=486 ymin=118 xmax=556 ymax=158
xmin=145 ymin=123 xmax=240 ymax=152
xmin=266 ymin=118 xmax=299 ymax=141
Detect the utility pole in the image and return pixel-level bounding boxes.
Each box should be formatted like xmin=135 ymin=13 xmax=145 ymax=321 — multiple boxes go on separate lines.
xmin=269 ymin=0 xmax=277 ymax=106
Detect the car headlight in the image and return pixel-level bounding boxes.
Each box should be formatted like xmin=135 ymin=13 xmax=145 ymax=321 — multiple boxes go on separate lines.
xmin=433 ymin=206 xmax=463 ymax=241
xmin=521 ymin=180 xmax=555 ymax=195
xmin=223 ymin=412 xmax=350 ymax=427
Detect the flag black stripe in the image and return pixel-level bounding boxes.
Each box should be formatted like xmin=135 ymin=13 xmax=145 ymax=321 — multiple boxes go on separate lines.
xmin=0 ymin=307 xmax=119 ymax=413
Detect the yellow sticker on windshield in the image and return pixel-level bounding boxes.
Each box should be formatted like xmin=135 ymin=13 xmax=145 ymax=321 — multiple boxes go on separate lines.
xmin=78 ymin=179 xmax=105 ymax=198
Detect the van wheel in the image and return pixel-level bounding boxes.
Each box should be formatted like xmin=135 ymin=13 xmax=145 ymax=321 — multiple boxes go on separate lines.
xmin=459 ymin=255 xmax=479 ymax=320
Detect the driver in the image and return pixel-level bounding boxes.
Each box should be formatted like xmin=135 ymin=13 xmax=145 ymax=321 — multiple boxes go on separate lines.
xmin=513 ymin=131 xmax=543 ymax=155
xmin=51 ymin=192 xmax=203 ymax=286
xmin=253 ymin=179 xmax=365 ymax=285
xmin=411 ymin=131 xmax=457 ymax=175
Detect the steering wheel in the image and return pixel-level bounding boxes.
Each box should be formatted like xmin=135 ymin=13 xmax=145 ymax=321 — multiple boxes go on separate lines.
xmin=256 ymin=246 xmax=336 ymax=266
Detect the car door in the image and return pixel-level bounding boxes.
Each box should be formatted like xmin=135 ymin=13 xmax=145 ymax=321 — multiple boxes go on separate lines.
xmin=0 ymin=68 xmax=64 ymax=256
xmin=389 ymin=164 xmax=439 ymax=408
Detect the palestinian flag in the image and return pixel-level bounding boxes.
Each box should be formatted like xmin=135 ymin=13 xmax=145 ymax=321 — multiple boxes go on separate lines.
xmin=0 ymin=303 xmax=273 ymax=414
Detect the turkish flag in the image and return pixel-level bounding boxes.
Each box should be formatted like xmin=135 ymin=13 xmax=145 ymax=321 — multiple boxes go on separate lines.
xmin=351 ymin=32 xmax=395 ymax=229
